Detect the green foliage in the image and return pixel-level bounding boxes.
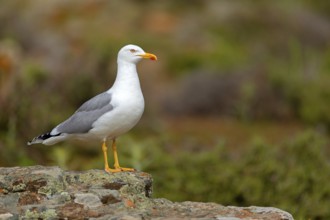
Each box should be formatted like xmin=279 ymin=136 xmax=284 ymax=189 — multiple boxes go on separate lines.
xmin=268 ymin=40 xmax=330 ymax=126
xmin=22 ymin=62 xmax=49 ymax=88
xmin=237 ymin=82 xmax=256 ymax=121
xmin=143 ymin=131 xmax=330 ymax=220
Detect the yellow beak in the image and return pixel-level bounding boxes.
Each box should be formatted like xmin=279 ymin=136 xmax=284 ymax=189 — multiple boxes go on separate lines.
xmin=139 ymin=53 xmax=157 ymax=61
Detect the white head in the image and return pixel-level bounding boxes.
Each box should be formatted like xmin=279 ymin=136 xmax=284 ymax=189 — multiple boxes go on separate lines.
xmin=117 ymin=44 xmax=157 ymax=64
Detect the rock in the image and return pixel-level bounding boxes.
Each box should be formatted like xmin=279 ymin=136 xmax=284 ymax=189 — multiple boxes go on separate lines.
xmin=74 ymin=193 xmax=103 ymax=208
xmin=0 ymin=166 xmax=294 ymax=219
xmin=0 ymin=213 xmax=14 ymax=220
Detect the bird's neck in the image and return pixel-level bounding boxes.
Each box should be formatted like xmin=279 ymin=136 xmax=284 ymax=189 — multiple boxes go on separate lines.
xmin=111 ymin=61 xmax=141 ymax=92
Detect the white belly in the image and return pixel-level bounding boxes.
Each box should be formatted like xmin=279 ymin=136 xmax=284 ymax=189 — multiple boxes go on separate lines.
xmin=87 ymin=92 xmax=145 ymax=140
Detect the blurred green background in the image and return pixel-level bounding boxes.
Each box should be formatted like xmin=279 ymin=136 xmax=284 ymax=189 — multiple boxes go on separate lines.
xmin=0 ymin=1 xmax=330 ymax=219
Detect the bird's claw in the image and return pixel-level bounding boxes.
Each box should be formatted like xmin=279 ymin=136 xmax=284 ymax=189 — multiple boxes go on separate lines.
xmin=105 ymin=166 xmax=136 ymax=173
xmin=115 ymin=166 xmax=136 ymax=172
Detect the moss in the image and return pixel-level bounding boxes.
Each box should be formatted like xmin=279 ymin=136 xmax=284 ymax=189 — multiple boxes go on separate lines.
xmin=12 ymin=183 xmax=26 ymax=192
xmin=23 ymin=209 xmax=57 ymax=220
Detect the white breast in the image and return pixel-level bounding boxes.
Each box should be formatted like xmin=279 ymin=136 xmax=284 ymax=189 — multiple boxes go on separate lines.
xmin=85 ymin=58 xmax=145 ymax=141
xmin=88 ymin=89 xmax=145 ymax=140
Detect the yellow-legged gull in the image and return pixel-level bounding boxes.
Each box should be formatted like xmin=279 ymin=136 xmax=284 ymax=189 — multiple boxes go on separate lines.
xmin=28 ymin=44 xmax=157 ymax=173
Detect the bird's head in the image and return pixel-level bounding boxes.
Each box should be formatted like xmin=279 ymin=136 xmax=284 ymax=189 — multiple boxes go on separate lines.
xmin=117 ymin=44 xmax=157 ymax=64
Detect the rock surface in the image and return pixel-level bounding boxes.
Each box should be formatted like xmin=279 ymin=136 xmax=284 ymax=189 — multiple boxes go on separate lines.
xmin=0 ymin=166 xmax=293 ymax=220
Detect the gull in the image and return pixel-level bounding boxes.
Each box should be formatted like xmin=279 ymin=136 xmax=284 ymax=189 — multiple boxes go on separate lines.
xmin=28 ymin=44 xmax=157 ymax=173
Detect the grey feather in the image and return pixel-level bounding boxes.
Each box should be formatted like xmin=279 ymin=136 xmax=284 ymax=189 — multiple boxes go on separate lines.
xmin=54 ymin=92 xmax=113 ymax=134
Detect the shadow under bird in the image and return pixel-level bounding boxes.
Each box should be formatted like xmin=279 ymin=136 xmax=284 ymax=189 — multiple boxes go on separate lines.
xmin=28 ymin=44 xmax=157 ymax=173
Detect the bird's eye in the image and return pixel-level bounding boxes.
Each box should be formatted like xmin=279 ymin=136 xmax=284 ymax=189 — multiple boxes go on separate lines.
xmin=130 ymin=49 xmax=137 ymax=53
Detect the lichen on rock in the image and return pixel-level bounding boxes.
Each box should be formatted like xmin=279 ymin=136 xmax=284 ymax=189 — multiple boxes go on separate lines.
xmin=0 ymin=166 xmax=294 ymax=219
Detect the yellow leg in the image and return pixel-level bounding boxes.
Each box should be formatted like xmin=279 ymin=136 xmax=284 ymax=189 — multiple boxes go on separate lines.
xmin=102 ymin=141 xmax=110 ymax=170
xmin=112 ymin=139 xmax=135 ymax=172
xmin=102 ymin=141 xmax=121 ymax=173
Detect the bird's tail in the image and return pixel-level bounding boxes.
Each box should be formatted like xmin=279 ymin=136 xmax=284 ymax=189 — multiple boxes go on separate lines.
xmin=27 ymin=132 xmax=60 ymax=145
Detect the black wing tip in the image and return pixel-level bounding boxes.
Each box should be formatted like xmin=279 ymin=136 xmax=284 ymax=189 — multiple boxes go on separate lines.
xmin=27 ymin=132 xmax=60 ymax=145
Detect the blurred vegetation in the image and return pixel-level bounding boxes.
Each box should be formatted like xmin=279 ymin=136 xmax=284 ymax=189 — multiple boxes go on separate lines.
xmin=0 ymin=0 xmax=330 ymax=219
xmin=146 ymin=131 xmax=330 ymax=220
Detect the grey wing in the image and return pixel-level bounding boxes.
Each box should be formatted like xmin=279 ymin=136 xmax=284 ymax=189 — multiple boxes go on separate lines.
xmin=52 ymin=92 xmax=114 ymax=134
